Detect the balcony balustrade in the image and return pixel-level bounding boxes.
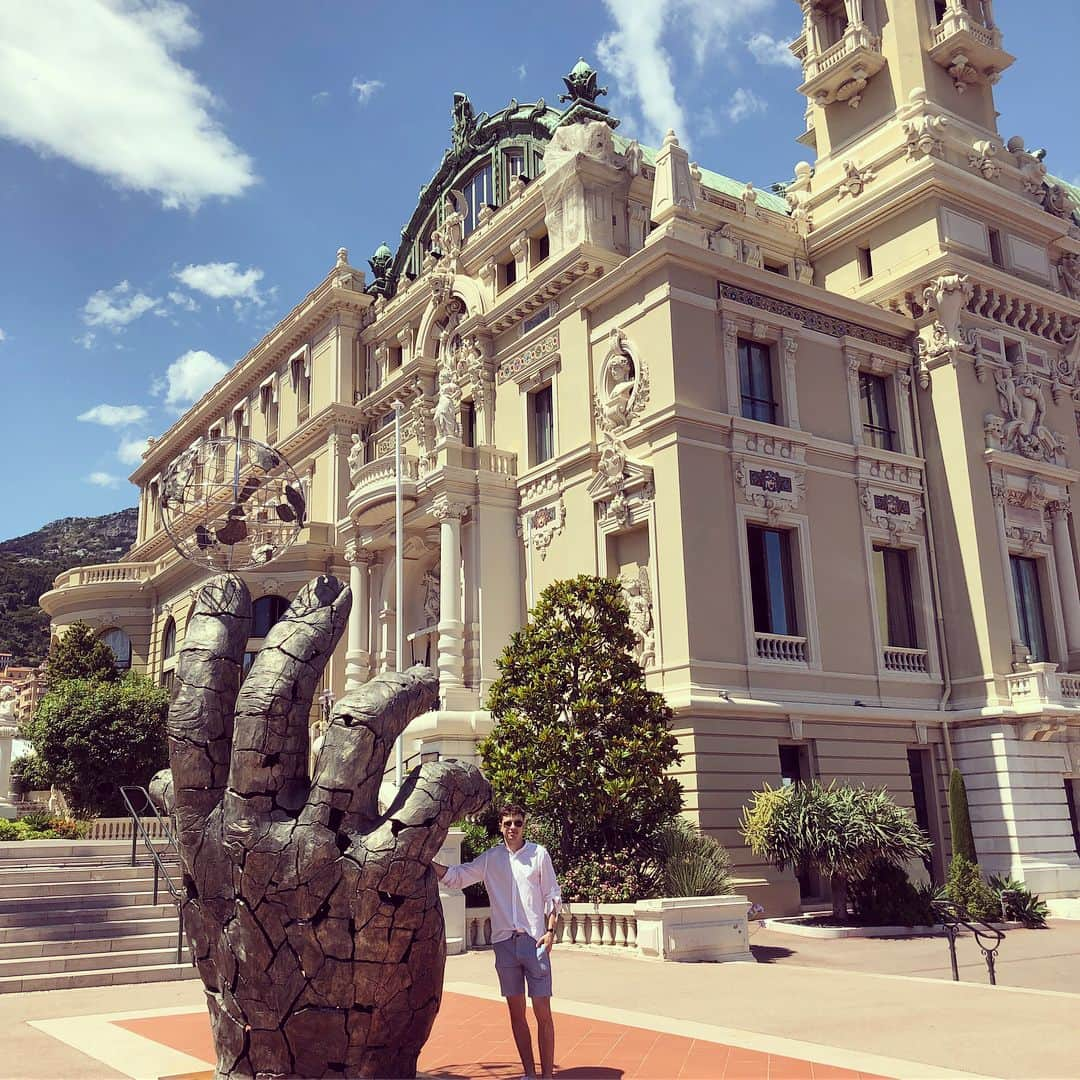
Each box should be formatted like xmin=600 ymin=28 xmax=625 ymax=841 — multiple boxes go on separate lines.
xmin=797 ymin=23 xmax=886 ymax=108
xmin=928 ymin=8 xmax=1014 ymax=89
xmin=347 ymin=452 xmax=420 ymax=526
xmin=882 ymin=646 xmax=930 ymax=674
xmin=755 ymin=632 xmax=809 ymax=664
xmin=1006 ymin=663 xmax=1080 ymax=716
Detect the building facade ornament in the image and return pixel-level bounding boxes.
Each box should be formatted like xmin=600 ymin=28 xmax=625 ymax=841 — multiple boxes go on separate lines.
xmin=903 ymin=113 xmax=947 ymax=160
xmin=734 ymin=456 xmax=806 ymax=524
xmin=421 ymin=565 xmax=440 ymax=625
xmin=522 ymin=498 xmax=565 ymax=558
xmin=1057 ymin=254 xmax=1080 ymax=303
xmin=859 ymin=482 xmax=926 ymax=539
xmin=595 ymin=328 xmax=648 ymax=435
xmin=838 ymin=160 xmax=875 ymax=199
xmin=1006 ymin=136 xmax=1075 ymax=219
xmin=988 ymin=361 xmax=1068 ymax=464
xmin=431 ymin=496 xmax=469 ymax=522
xmin=967 ymin=139 xmax=1001 ymax=179
xmin=622 ymin=566 xmax=656 ymax=669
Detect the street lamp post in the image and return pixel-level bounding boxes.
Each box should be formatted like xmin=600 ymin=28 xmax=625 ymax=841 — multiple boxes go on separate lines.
xmin=390 ymin=398 xmax=406 ymax=786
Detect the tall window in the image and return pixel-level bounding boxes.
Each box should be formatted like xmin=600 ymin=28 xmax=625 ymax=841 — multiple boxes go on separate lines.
xmin=162 ymin=618 xmax=176 ymax=663
xmin=252 ymin=595 xmax=289 ymax=638
xmin=292 ymin=353 xmax=311 ymax=423
xmin=504 ymin=147 xmax=526 ymax=188
xmin=859 ymin=373 xmax=895 ymax=451
xmin=872 ymin=546 xmax=918 ymax=648
xmin=100 ymin=628 xmax=132 ymax=671
xmin=532 ymin=384 xmax=554 ymax=465
xmin=462 ymin=400 xmax=476 ymax=448
xmin=747 ymin=525 xmax=798 ymax=636
xmin=461 ymin=163 xmax=493 ymax=236
xmin=738 ymin=339 xmax=778 ymax=424
xmin=1011 ymin=555 xmax=1049 ymax=661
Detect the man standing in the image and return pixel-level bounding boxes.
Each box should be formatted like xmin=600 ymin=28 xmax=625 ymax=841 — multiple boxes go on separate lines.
xmin=433 ymin=803 xmax=561 ymax=1079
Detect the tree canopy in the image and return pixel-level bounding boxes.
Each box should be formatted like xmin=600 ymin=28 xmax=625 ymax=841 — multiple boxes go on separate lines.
xmin=479 ymin=574 xmax=682 ymax=864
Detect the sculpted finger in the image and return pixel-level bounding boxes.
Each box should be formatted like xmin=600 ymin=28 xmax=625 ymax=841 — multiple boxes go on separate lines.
xmin=168 ymin=574 xmax=250 ymax=843
xmin=369 ymin=760 xmax=491 ymax=867
xmin=304 ymin=665 xmax=439 ymax=835
xmin=223 ymin=576 xmax=349 ymax=849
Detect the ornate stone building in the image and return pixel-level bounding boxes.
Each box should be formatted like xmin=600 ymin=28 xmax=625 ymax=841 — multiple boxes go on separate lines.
xmin=42 ymin=3 xmax=1080 ymax=912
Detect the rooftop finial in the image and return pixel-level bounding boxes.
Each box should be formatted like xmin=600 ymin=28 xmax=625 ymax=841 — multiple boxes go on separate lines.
xmin=560 ymin=57 xmax=607 ymax=105
xmin=336 ymin=247 xmax=348 ymax=267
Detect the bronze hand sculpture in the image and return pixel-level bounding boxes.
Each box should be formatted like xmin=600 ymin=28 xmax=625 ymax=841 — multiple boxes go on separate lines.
xmin=153 ymin=574 xmax=490 ymax=1078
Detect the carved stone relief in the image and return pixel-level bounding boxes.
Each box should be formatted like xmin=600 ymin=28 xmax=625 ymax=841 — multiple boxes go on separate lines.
xmin=522 ymin=498 xmax=565 ymax=559
xmin=594 ymin=328 xmax=649 ymax=435
xmin=733 ymin=456 xmax=806 ymax=525
xmin=986 ymin=361 xmax=1068 ymax=465
xmin=859 ymin=483 xmax=926 ymax=539
xmin=838 ymin=160 xmax=875 ymax=199
xmin=622 ymin=566 xmax=656 ymax=669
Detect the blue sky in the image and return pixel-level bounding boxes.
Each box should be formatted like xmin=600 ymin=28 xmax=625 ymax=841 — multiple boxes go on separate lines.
xmin=1 ymin=1 xmax=1077 ymax=541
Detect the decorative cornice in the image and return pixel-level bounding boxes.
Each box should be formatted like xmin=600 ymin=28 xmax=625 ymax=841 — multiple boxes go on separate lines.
xmin=719 ymin=282 xmax=912 ymax=353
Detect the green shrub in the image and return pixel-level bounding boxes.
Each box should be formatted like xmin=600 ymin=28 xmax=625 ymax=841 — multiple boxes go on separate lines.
xmin=0 ymin=820 xmax=20 ymax=841
xmin=29 ymin=673 xmax=169 ymax=816
xmin=741 ymin=781 xmax=932 ymax=919
xmin=657 ymin=817 xmax=732 ymax=898
xmin=945 ymin=855 xmax=999 ymax=921
xmin=988 ymin=874 xmax=1049 ymax=927
xmin=18 ymin=811 xmax=54 ymax=831
xmin=454 ymin=817 xmax=499 ymax=907
xmin=849 ymin=858 xmax=938 ymax=927
xmin=948 ymin=768 xmax=977 ymax=863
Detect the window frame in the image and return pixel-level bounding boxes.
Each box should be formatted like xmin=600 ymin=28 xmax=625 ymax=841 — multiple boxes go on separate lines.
xmin=721 ymin=312 xmax=801 ymax=430
xmin=1010 ymin=553 xmax=1052 ymax=663
xmin=529 ymin=382 xmax=555 ymax=466
xmin=859 ymin=371 xmax=897 ymax=452
xmin=738 ymin=338 xmax=780 ymax=425
xmin=736 ymin=505 xmax=819 ymax=670
xmin=290 ymin=345 xmax=312 ymax=424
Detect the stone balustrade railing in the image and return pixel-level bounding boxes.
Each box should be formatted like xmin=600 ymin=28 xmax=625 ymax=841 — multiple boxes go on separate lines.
xmin=464 ymin=895 xmax=753 ymax=963
xmin=86 ymin=816 xmax=173 ymax=840
xmin=52 ymin=562 xmax=156 ymax=590
xmin=755 ymin=632 xmax=808 ymax=664
xmin=931 ymin=12 xmax=999 ymax=50
xmin=1006 ymin=663 xmax=1080 ymax=713
xmin=349 ymin=453 xmax=420 ymax=492
xmin=883 ymin=646 xmax=929 ymax=674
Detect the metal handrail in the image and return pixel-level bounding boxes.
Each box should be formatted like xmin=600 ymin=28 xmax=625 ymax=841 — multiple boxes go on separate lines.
xmin=118 ymin=784 xmax=186 ymax=964
xmin=933 ymin=898 xmax=1005 ymax=985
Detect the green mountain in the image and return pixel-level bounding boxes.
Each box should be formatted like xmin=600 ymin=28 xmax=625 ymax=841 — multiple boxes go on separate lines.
xmin=0 ymin=508 xmax=138 ymax=665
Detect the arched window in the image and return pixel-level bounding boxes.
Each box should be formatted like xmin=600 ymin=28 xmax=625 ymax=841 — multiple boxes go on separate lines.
xmin=162 ymin=618 xmax=177 ymax=662
xmin=100 ymin=628 xmax=132 ymax=671
xmin=252 ymin=595 xmax=289 ymax=638
xmin=460 ymin=162 xmax=493 ymax=237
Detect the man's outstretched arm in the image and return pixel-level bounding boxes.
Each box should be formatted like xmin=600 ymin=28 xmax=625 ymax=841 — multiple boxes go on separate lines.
xmin=432 ymin=850 xmax=488 ymax=890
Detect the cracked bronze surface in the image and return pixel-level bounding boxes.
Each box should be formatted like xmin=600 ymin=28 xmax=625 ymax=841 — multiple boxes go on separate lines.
xmin=153 ymin=574 xmax=490 ymax=1079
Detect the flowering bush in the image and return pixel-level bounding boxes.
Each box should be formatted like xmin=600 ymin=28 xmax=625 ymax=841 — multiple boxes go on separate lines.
xmin=559 ymin=848 xmax=653 ymax=903
xmin=0 ymin=815 xmax=86 ymax=841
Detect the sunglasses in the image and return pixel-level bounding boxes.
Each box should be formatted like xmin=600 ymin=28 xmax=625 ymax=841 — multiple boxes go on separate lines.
xmin=501 ymin=819 xmax=525 ymax=828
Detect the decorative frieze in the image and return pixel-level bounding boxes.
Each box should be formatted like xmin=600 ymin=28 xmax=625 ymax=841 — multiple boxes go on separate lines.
xmin=859 ymin=482 xmax=925 ymax=538
xmin=497 ymin=330 xmax=560 ymax=385
xmin=521 ymin=498 xmax=565 ymax=559
xmin=719 ymin=283 xmax=910 ymax=353
xmin=734 ymin=455 xmax=805 ymax=524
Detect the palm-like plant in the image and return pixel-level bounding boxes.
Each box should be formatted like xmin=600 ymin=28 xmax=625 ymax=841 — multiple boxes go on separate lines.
xmin=657 ymin=817 xmax=733 ymax=898
xmin=741 ymin=781 xmax=932 ymax=919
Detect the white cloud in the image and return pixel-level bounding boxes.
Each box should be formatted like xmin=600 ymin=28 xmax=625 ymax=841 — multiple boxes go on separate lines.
xmin=727 ymin=87 xmax=767 ymax=123
xmin=167 ymin=289 xmax=199 ymax=311
xmin=158 ymin=348 xmax=228 ymax=408
xmin=77 ymin=403 xmax=149 ymax=427
xmin=746 ymin=31 xmax=799 ymax=69
xmin=86 ymin=471 xmax=120 ymax=487
xmin=596 ymin=0 xmax=775 ymax=147
xmin=75 ymin=331 xmax=96 ymax=350
xmin=117 ymin=435 xmax=152 ymax=465
xmin=82 ymin=281 xmax=162 ymax=329
xmin=0 ymin=1 xmax=255 ymax=210
xmin=312 ymin=90 xmax=330 ymax=106
xmin=173 ymin=262 xmax=264 ymax=306
xmin=0 ymin=328 xmax=5 ymax=343
xmin=350 ymin=78 xmax=384 ymax=106
xmin=517 ymin=64 xmax=527 ymax=80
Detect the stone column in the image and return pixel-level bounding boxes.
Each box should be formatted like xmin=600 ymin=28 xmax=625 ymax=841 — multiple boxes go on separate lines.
xmin=992 ymin=482 xmax=1027 ymax=663
xmin=344 ymin=541 xmax=374 ymax=690
xmin=1048 ymin=500 xmax=1080 ymax=659
xmin=433 ymin=497 xmax=468 ymax=691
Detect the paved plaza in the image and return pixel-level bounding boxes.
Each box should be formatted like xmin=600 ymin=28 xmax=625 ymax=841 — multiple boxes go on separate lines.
xmin=5 ymin=927 xmax=1080 ymax=1080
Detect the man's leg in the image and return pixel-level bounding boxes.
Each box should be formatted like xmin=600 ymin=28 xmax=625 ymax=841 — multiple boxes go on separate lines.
xmin=531 ymin=996 xmax=555 ymax=1079
xmin=505 ymin=993 xmax=537 ymax=1077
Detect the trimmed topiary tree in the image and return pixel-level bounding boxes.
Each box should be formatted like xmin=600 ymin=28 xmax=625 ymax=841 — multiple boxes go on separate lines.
xmin=741 ymin=780 xmax=932 ymax=920
xmin=948 ymin=767 xmax=977 ymax=862
xmin=29 ymin=673 xmax=169 ymax=816
xmin=480 ymin=574 xmax=683 ymax=868
xmin=42 ymin=621 xmax=119 ymax=691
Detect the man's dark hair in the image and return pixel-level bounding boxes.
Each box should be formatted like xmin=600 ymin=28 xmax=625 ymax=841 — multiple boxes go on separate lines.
xmin=498 ymin=802 xmax=527 ymax=821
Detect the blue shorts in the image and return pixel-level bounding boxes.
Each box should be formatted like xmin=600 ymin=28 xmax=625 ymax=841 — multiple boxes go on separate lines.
xmin=493 ymin=931 xmax=552 ymax=998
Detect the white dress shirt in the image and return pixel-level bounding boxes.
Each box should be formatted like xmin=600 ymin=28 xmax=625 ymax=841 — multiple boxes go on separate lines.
xmin=441 ymin=841 xmax=562 ymax=943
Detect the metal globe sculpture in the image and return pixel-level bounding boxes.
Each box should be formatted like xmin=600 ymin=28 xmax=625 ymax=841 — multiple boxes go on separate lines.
xmin=160 ymin=436 xmax=306 ymax=571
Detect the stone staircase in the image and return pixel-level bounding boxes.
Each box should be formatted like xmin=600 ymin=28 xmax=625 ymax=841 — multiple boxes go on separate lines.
xmin=0 ymin=840 xmax=199 ymax=993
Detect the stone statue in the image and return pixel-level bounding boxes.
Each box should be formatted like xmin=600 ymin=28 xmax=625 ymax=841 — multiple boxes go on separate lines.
xmin=347 ymin=433 xmax=364 ymax=483
xmin=623 ymin=567 xmax=655 ymax=669
xmin=152 ymin=575 xmax=489 ymax=1079
xmin=601 ymin=353 xmax=635 ymax=432
xmin=433 ymin=364 xmax=461 ymax=441
xmin=995 ymin=363 xmax=1064 ymax=463
xmin=422 ymin=567 xmax=440 ymax=626
xmin=0 ymin=685 xmax=14 ymax=724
